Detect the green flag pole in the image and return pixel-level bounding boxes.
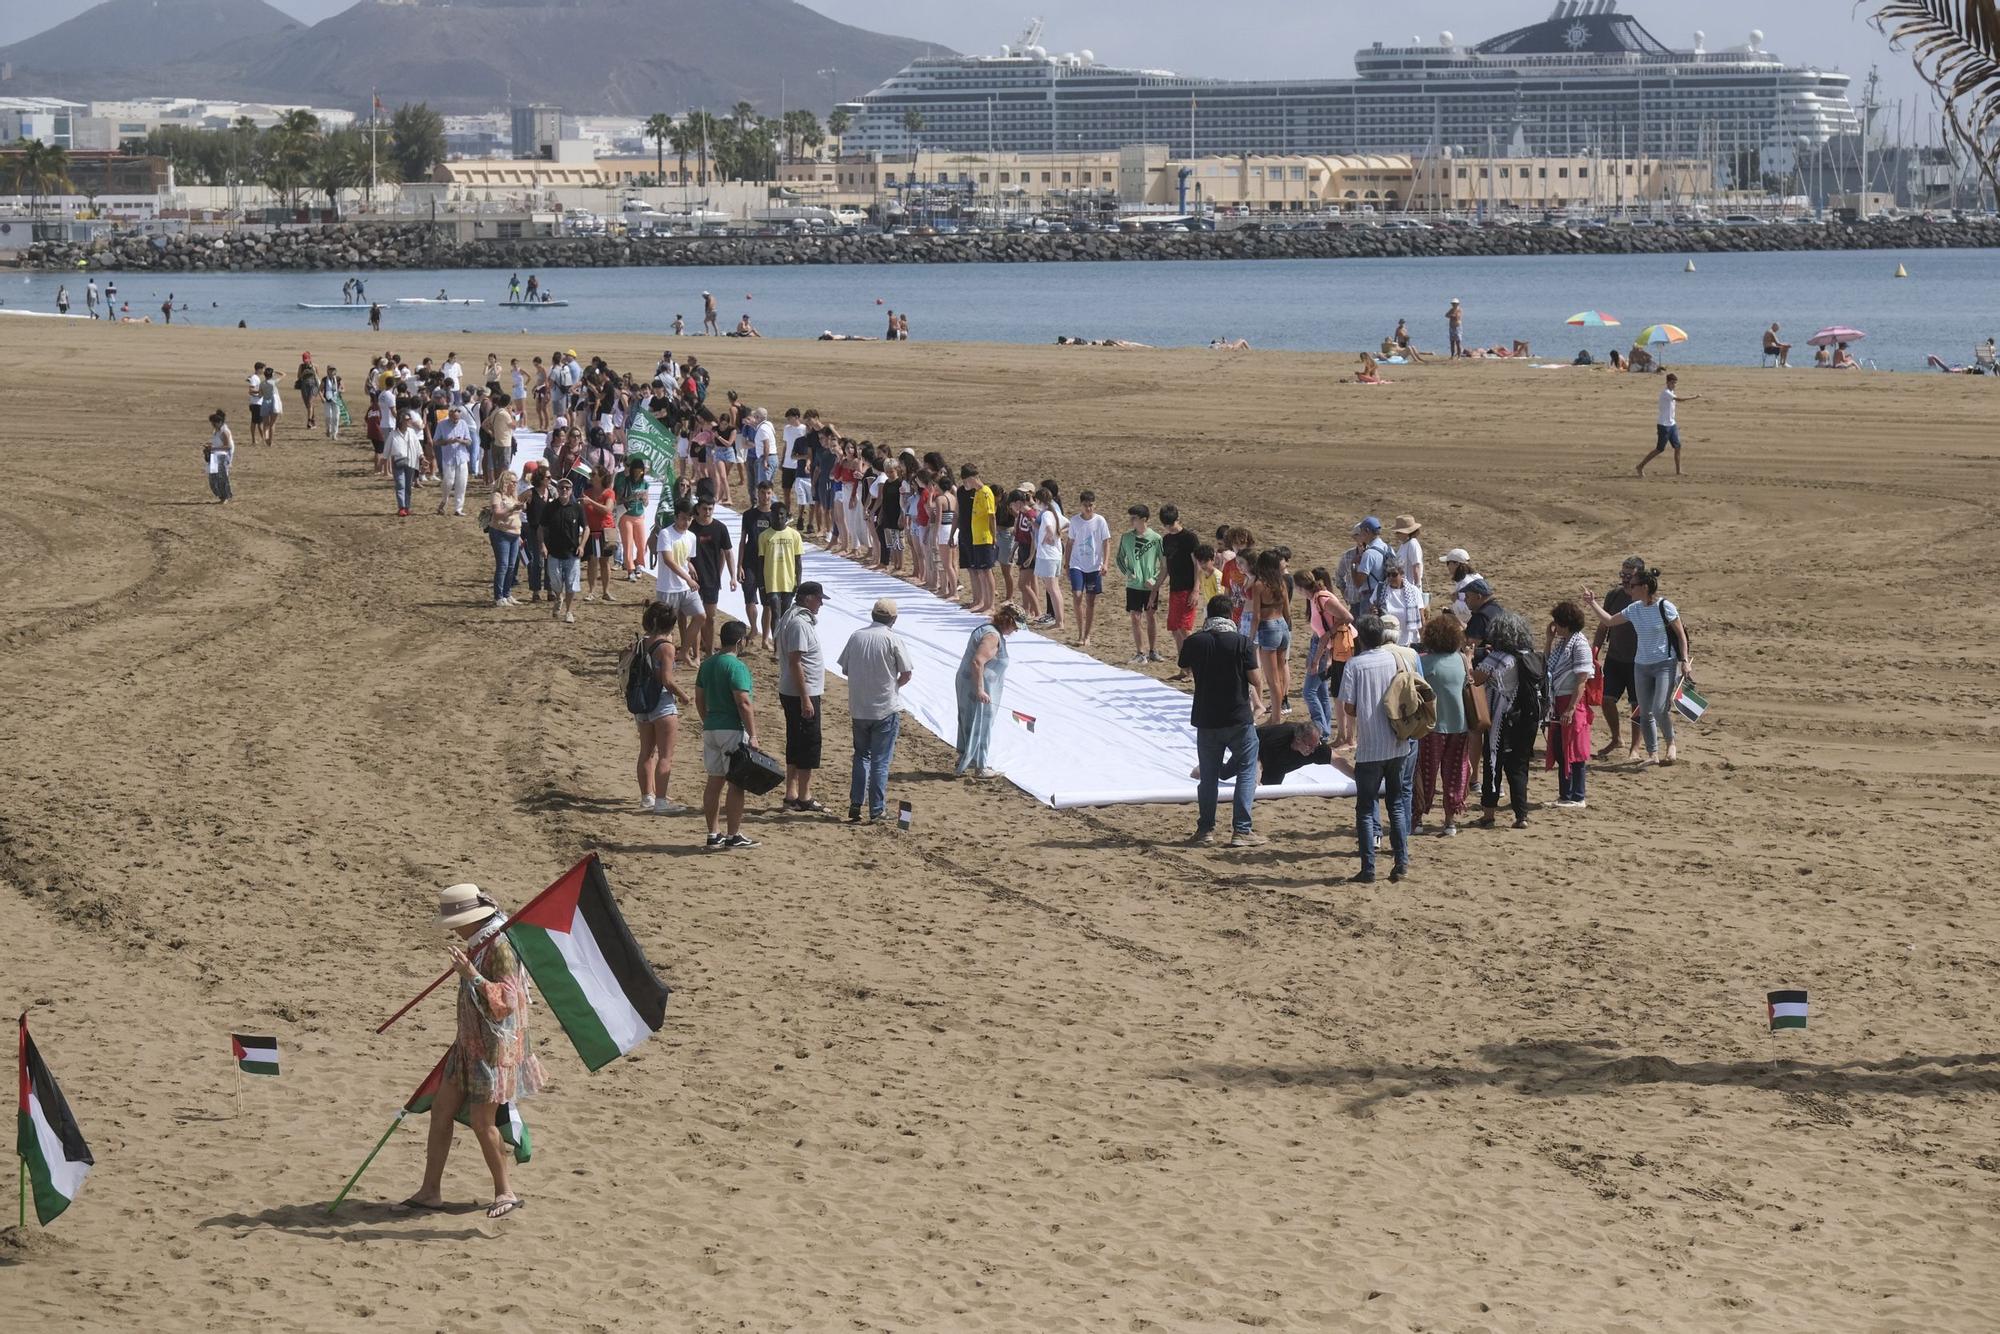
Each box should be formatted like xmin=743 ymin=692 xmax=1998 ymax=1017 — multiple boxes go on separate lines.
xmin=326 ymin=1110 xmax=407 ymax=1216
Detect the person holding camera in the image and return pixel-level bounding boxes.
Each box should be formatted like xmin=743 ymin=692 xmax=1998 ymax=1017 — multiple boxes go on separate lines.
xmin=695 ymin=620 xmax=761 ymax=851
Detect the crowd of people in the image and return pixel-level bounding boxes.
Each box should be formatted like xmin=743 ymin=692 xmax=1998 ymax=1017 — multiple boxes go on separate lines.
xmin=228 ymin=340 xmax=1700 ymax=871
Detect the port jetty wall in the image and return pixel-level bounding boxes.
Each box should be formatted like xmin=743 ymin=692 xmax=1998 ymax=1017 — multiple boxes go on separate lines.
xmin=26 ymin=218 xmax=2000 ymax=273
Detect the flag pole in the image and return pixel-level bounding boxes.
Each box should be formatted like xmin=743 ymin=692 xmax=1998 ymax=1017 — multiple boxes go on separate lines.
xmin=326 ymin=1110 xmax=407 ymax=1216
xmin=375 ymin=855 xmax=593 ymax=1034
xmin=18 ymin=1156 xmax=25 ymax=1230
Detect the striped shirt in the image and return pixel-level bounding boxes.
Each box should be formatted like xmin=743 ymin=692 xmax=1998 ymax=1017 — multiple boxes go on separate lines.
xmin=1623 ymin=599 xmax=1681 ymax=665
xmin=1337 ymin=647 xmax=1404 ymax=764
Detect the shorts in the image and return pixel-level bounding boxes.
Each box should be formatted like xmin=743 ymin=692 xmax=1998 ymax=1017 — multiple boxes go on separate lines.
xmin=1034 ymin=555 xmax=1062 ymax=580
xmin=372 ymin=439 xmax=386 ymax=455
xmin=763 ymin=588 xmax=795 ymax=615
xmin=584 ymin=530 xmax=616 ymax=559
xmin=1654 ymin=424 xmax=1682 ymax=452
xmin=995 ymin=531 xmax=1016 ymax=564
xmin=883 ymin=528 xmax=904 ymax=555
xmin=1068 ymin=568 xmax=1103 ymax=595
xmin=699 ymin=583 xmax=722 ymax=608
xmin=1126 ymin=587 xmax=1155 ymax=614
xmin=249 ymin=405 xmax=265 ymax=425
xmin=1014 ymin=538 xmax=1035 ymax=569
xmin=1326 ymin=658 xmax=1348 ymax=695
xmin=634 ymin=696 xmax=679 ymax=723
xmin=966 ymin=544 xmax=995 ymax=571
xmin=936 ymin=523 xmax=956 ymax=548
xmin=655 ymin=588 xmax=703 ymax=620
xmin=792 ymin=477 xmax=813 ymax=510
xmin=813 ymin=475 xmax=835 ymax=508
xmin=547 ymin=556 xmax=582 ymax=592
xmin=1603 ymin=657 xmax=1638 ymax=706
xmin=1168 ymin=589 xmax=1197 ymax=633
xmin=741 ymin=570 xmax=763 ymax=604
xmin=780 ymin=693 xmax=823 ymax=769
xmin=1256 ymin=617 xmax=1292 ymax=653
xmin=702 ymin=727 xmax=744 ymax=778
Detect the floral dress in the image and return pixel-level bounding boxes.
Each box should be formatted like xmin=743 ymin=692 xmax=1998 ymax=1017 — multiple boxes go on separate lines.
xmin=444 ymin=935 xmax=546 ymax=1104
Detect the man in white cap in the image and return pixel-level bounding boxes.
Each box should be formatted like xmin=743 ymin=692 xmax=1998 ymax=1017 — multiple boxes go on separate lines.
xmin=401 ymin=882 xmax=542 ymax=1221
xmin=702 ymin=290 xmax=719 ymax=336
xmin=837 ymin=597 xmax=915 ymax=823
xmin=1446 ymin=298 xmax=1464 ymax=358
xmin=1442 ymin=547 xmax=1482 ymax=623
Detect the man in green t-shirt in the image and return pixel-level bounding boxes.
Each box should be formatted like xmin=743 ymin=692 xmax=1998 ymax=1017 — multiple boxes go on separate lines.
xmin=694 ymin=621 xmax=761 ymax=851
xmin=1116 ymin=503 xmax=1164 ymax=665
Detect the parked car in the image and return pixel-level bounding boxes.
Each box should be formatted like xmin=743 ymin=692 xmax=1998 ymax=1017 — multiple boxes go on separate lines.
xmin=1720 ymin=214 xmax=1767 ymax=227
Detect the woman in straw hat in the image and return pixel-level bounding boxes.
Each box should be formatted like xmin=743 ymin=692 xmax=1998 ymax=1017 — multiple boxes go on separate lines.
xmin=401 ymin=884 xmax=545 ymax=1219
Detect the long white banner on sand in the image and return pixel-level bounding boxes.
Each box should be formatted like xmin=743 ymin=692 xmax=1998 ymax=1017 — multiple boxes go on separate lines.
xmin=517 ymin=434 xmax=1354 ymax=810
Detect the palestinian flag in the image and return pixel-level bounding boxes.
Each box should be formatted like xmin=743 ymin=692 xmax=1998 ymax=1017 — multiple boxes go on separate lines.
xmin=1010 ymin=710 xmax=1036 ymax=733
xmin=1768 ymin=989 xmax=1808 ymax=1032
xmin=624 ymin=410 xmax=678 ymax=498
xmin=231 ymin=1034 xmax=280 ymax=1076
xmin=404 ymin=1053 xmax=530 ymax=1163
xmin=17 ymin=1016 xmax=94 ymax=1226
xmin=506 ymin=856 xmax=670 ymax=1072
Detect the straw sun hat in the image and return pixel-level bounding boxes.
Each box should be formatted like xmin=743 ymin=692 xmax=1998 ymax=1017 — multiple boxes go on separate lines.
xmin=436 ymin=883 xmax=498 ymax=930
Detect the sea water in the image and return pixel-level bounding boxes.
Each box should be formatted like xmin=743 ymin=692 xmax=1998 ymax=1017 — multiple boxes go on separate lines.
xmin=10 ymin=248 xmax=1995 ymax=370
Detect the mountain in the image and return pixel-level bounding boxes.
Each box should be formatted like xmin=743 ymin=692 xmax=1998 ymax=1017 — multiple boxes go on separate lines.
xmin=0 ymin=0 xmax=300 ymax=75
xmin=0 ymin=0 xmax=944 ymax=117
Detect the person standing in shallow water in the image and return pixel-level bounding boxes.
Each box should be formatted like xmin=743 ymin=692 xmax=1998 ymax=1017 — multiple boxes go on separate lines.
xmin=400 ymin=883 xmax=544 ymax=1220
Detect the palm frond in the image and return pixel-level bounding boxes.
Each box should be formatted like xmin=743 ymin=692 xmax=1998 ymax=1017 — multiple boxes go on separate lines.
xmin=1865 ymin=0 xmax=2000 ymax=147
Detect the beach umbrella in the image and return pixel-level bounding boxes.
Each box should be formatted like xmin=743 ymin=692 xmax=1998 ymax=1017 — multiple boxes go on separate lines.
xmin=1807 ymin=326 xmax=1867 ymax=346
xmin=1634 ymin=323 xmax=1689 ymax=347
xmin=1565 ymin=310 xmax=1620 ymax=327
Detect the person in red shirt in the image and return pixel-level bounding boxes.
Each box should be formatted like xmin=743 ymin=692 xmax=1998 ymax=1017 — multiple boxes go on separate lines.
xmin=581 ymin=471 xmax=621 ymax=604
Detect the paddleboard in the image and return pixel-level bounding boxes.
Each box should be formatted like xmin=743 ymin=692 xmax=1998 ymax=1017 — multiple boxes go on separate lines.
xmin=0 ymin=308 xmax=90 ymax=319
xmin=297 ymin=302 xmax=370 ymax=310
xmin=396 ymin=297 xmax=485 ymax=305
xmin=499 ymin=300 xmax=570 ymax=308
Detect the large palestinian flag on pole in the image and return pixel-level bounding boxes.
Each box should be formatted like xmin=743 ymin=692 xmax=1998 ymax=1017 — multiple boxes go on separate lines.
xmin=506 ymin=856 xmax=670 ymax=1072
xmin=404 ymin=1052 xmax=531 ymax=1163
xmin=17 ymin=1015 xmax=94 ymax=1225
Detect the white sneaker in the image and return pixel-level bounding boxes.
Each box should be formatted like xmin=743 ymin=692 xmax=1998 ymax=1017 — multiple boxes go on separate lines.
xmin=639 ymin=794 xmax=656 ymax=813
xmin=657 ymin=800 xmax=690 ymax=815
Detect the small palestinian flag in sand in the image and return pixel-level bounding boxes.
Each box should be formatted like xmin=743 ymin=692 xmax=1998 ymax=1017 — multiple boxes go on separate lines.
xmin=17 ymin=1014 xmax=94 ymax=1225
xmin=231 ymin=1034 xmax=280 ymax=1076
xmin=405 ymin=1053 xmax=530 ymax=1163
xmin=506 ymin=855 xmax=670 ymax=1072
xmin=1768 ymin=989 xmax=1808 ymax=1032
xmin=1010 ymin=710 xmax=1036 ymax=733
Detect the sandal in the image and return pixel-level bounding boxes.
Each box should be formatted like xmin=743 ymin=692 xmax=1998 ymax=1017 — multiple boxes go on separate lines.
xmin=787 ymin=799 xmax=827 ymax=813
xmin=485 ymin=1196 xmax=524 ymax=1219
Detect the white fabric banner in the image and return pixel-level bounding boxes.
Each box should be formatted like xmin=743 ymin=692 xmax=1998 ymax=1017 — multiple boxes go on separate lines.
xmin=514 ymin=433 xmax=1354 ymax=809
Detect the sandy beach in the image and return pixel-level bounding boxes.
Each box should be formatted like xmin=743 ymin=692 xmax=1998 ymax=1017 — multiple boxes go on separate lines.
xmin=1 ymin=320 xmax=1996 ymax=1332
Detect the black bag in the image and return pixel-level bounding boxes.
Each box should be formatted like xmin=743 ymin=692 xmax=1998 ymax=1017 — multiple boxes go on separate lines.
xmin=726 ymin=742 xmax=785 ymax=795
xmin=623 ymin=636 xmax=664 ymax=715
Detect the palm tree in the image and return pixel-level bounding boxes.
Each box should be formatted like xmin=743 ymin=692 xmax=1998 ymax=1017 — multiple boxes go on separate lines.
xmin=644 ymin=113 xmax=674 ymax=185
xmin=13 ymin=139 xmax=71 ymax=221
xmin=1867 ymin=1 xmax=2000 ymax=200
xmin=667 ymin=120 xmax=696 ymax=187
xmin=312 ymin=129 xmax=368 ymax=219
xmin=730 ymin=101 xmax=758 ymax=135
xmin=827 ymin=107 xmax=850 ymax=157
xmin=683 ymin=110 xmax=720 ymax=187
xmin=264 ymin=108 xmax=321 ymax=208
xmin=902 ymin=108 xmax=925 ymax=150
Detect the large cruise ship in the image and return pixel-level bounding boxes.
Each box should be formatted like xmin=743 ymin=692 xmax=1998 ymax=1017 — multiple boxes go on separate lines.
xmin=837 ymin=3 xmax=1858 ymax=176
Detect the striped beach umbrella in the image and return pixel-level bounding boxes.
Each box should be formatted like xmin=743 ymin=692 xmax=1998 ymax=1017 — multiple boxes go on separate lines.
xmin=1634 ymin=323 xmax=1689 ymax=347
xmin=1565 ymin=310 xmax=1620 ymax=327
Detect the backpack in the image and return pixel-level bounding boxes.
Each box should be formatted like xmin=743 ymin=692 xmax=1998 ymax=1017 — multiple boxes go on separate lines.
xmin=622 ymin=635 xmax=665 ymax=715
xmin=1512 ymin=649 xmax=1552 ymax=728
xmin=1384 ymin=661 xmax=1438 ymax=742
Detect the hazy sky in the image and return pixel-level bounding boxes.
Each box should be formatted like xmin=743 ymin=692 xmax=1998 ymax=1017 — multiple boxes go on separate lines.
xmin=3 ymin=0 xmax=1932 ymax=107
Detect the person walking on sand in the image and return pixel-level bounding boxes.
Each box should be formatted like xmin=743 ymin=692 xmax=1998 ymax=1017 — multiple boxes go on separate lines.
xmin=540 ymin=475 xmax=588 ymax=625
xmin=702 ymin=290 xmax=719 ymax=336
xmin=1581 ymin=568 xmax=1691 ymax=766
xmin=485 ymin=470 xmax=526 ymax=607
xmin=1339 ymin=615 xmax=1412 ymax=883
xmin=838 ymin=597 xmax=915 ymax=823
xmin=204 ymin=409 xmax=236 ymax=504
xmin=696 ymin=620 xmax=762 ymax=851
xmin=1180 ymin=594 xmax=1266 ymax=848
xmin=955 ymin=603 xmax=1024 ymax=778
xmin=57 ymin=285 xmax=69 ymax=315
xmin=369 ymin=301 xmax=383 ymax=332
xmin=775 ymin=581 xmax=828 ymax=814
xmin=1637 ymin=373 xmax=1697 ymax=477
xmin=628 ymin=601 xmax=691 ymax=815
xmin=1592 ymin=555 xmax=1646 ymax=758
xmin=1116 ymin=504 xmax=1164 ymax=664
xmin=1446 ymin=298 xmax=1464 ymax=358
xmin=399 ymin=883 xmax=545 ymax=1220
